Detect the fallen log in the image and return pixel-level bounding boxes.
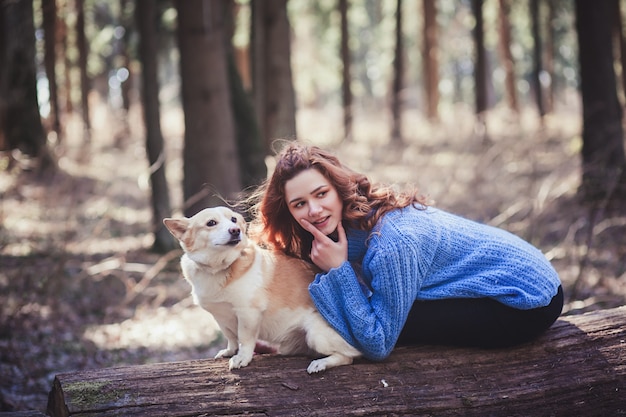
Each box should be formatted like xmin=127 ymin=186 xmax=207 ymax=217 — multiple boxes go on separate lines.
xmin=47 ymin=306 xmax=626 ymax=417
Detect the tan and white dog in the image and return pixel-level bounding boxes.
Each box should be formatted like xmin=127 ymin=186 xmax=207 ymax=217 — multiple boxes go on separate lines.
xmin=163 ymin=206 xmax=361 ymax=374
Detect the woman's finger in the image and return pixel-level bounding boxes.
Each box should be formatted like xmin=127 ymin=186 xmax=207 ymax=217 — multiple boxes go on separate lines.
xmin=300 ymin=218 xmax=330 ymax=241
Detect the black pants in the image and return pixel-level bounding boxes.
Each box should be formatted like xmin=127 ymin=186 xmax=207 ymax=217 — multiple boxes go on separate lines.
xmin=397 ymin=286 xmax=564 ymax=349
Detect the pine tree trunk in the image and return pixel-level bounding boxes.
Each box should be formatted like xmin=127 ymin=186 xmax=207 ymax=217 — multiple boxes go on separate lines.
xmin=544 ymin=0 xmax=555 ymax=113
xmin=251 ymin=0 xmax=296 ymax=152
xmin=423 ymin=0 xmax=440 ymax=121
xmin=497 ymin=0 xmax=518 ymax=113
xmin=75 ymin=0 xmax=91 ymax=140
xmin=223 ymin=1 xmax=266 ymax=190
xmin=576 ymin=0 xmax=626 ymax=203
xmin=42 ymin=0 xmax=61 ymax=138
xmin=0 ymin=0 xmax=55 ymax=172
xmin=176 ymin=0 xmax=242 ymax=216
xmin=339 ymin=0 xmax=353 ymax=141
xmin=391 ymin=0 xmax=404 ymax=143
xmin=530 ymin=0 xmax=546 ymax=118
xmin=136 ymin=0 xmax=177 ymax=252
xmin=471 ymin=0 xmax=488 ymax=140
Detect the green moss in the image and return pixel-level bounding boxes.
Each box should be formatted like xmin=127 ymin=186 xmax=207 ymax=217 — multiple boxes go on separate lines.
xmin=64 ymin=380 xmax=122 ymax=407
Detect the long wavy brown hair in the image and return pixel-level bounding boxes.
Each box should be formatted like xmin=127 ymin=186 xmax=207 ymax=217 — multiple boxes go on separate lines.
xmin=249 ymin=142 xmax=428 ymax=260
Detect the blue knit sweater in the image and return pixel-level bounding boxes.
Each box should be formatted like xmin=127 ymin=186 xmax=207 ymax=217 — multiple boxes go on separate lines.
xmin=308 ymin=206 xmax=561 ymax=361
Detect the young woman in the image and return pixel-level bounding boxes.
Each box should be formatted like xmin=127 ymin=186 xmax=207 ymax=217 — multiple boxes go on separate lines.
xmin=251 ymin=142 xmax=563 ymax=361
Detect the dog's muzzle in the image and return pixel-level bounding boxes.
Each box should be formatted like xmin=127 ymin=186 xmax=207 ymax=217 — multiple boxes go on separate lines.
xmin=227 ymin=227 xmax=241 ymax=245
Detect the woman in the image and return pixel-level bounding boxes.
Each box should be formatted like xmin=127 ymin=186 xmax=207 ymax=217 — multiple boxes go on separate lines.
xmin=251 ymin=142 xmax=563 ymax=361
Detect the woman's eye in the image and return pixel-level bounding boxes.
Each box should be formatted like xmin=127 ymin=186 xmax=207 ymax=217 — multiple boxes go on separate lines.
xmin=206 ymin=220 xmax=217 ymax=227
xmin=317 ymin=191 xmax=327 ymax=198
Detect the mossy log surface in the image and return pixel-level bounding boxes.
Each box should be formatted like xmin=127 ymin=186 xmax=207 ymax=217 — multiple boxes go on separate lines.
xmin=47 ymin=306 xmax=626 ymax=417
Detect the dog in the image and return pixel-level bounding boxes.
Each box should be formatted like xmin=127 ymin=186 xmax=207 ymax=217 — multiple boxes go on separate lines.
xmin=163 ymin=206 xmax=361 ymax=374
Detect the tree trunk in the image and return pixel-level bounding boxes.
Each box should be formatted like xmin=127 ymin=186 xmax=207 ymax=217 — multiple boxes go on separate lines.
xmin=46 ymin=307 xmax=626 ymax=417
xmin=0 ymin=0 xmax=6 ymax=152
xmin=530 ymin=0 xmax=546 ymax=119
xmin=390 ymin=0 xmax=404 ymax=143
xmin=339 ymin=0 xmax=353 ymax=141
xmin=58 ymin=0 xmax=74 ymax=115
xmin=227 ymin=53 xmax=267 ymax=190
xmin=223 ymin=0 xmax=267 ymax=190
xmin=0 ymin=0 xmax=55 ymax=172
xmin=423 ymin=0 xmax=439 ymax=121
xmin=135 ymin=0 xmax=177 ymax=253
xmin=471 ymin=0 xmax=488 ymax=139
xmin=119 ymin=0 xmax=133 ymax=114
xmin=544 ymin=0 xmax=555 ymax=113
xmin=614 ymin=0 xmax=626 ymax=108
xmin=176 ymin=0 xmax=242 ymax=216
xmin=42 ymin=0 xmax=61 ymax=139
xmin=497 ymin=0 xmax=518 ymax=114
xmin=576 ymin=0 xmax=626 ymax=203
xmin=251 ymin=0 xmax=297 ymax=153
xmin=75 ymin=0 xmax=91 ymax=140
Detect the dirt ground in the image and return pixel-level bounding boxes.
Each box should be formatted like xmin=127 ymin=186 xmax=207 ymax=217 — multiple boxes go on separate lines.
xmin=1 ymin=102 xmax=625 ymax=412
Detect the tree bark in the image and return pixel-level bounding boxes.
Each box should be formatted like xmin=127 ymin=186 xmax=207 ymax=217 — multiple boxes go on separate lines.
xmin=576 ymin=0 xmax=626 ymax=203
xmin=58 ymin=0 xmax=74 ymax=115
xmin=223 ymin=1 xmax=267 ymax=190
xmin=47 ymin=307 xmax=626 ymax=417
xmin=544 ymin=0 xmax=555 ymax=113
xmin=42 ymin=0 xmax=61 ymax=138
xmin=0 ymin=0 xmax=55 ymax=172
xmin=530 ymin=0 xmax=546 ymax=119
xmin=497 ymin=0 xmax=518 ymax=113
xmin=118 ymin=0 xmax=133 ymax=114
xmin=135 ymin=0 xmax=177 ymax=252
xmin=390 ymin=0 xmax=404 ymax=143
xmin=75 ymin=0 xmax=91 ymax=140
xmin=423 ymin=0 xmax=440 ymax=121
xmin=251 ymin=0 xmax=297 ymax=153
xmin=471 ymin=0 xmax=488 ymax=140
xmin=176 ymin=0 xmax=242 ymax=216
xmin=614 ymin=0 xmax=626 ymax=108
xmin=0 ymin=0 xmax=6 ymax=152
xmin=339 ymin=0 xmax=353 ymax=141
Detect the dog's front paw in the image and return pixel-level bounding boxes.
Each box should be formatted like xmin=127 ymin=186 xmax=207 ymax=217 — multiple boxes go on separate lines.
xmin=228 ymin=353 xmax=253 ymax=370
xmin=215 ymin=348 xmax=237 ymax=359
xmin=307 ymin=359 xmax=328 ymax=374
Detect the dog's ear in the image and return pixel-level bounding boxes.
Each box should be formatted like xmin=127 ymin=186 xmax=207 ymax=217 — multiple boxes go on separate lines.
xmin=163 ymin=218 xmax=189 ymax=240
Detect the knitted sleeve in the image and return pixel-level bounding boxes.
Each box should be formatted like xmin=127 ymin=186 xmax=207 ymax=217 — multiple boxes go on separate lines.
xmin=309 ymin=224 xmax=430 ymax=361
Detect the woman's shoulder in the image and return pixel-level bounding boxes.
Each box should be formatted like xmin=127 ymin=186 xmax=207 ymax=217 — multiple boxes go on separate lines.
xmin=369 ymin=205 xmax=443 ymax=244
xmin=374 ymin=205 xmax=438 ymax=231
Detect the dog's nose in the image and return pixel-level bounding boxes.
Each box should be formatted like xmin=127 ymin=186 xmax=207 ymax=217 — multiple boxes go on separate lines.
xmin=229 ymin=227 xmax=240 ymax=236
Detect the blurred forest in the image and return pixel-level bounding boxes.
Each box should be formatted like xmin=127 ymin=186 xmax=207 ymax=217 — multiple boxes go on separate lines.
xmin=1 ymin=0 xmax=626 ymax=412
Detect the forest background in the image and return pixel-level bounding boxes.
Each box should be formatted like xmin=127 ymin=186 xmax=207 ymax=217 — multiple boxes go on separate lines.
xmin=1 ymin=0 xmax=626 ymax=413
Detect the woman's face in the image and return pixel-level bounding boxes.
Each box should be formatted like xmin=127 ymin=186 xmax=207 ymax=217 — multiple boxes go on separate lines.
xmin=284 ymin=168 xmax=344 ymax=236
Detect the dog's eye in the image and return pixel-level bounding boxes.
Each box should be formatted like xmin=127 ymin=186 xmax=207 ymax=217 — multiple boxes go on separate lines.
xmin=231 ymin=217 xmax=237 ymax=223
xmin=206 ymin=220 xmax=217 ymax=227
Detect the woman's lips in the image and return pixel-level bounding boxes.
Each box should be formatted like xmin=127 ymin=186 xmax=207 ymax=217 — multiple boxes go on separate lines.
xmin=313 ymin=216 xmax=330 ymax=228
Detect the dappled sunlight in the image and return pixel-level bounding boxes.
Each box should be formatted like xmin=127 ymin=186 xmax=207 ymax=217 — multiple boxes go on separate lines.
xmin=65 ymin=234 xmax=153 ymax=256
xmin=83 ymin=303 xmax=221 ymax=352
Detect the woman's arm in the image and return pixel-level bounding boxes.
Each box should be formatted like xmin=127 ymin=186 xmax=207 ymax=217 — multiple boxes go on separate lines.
xmin=309 ymin=235 xmax=424 ymax=361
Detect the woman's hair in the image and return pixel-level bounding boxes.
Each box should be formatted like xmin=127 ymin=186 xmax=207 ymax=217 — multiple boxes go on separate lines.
xmin=249 ymin=142 xmax=428 ymax=260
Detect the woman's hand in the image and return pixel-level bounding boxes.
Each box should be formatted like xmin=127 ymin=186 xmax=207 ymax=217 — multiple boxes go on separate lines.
xmin=300 ymin=219 xmax=348 ymax=271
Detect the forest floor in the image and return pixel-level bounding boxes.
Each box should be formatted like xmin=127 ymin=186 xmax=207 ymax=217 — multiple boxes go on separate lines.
xmin=1 ymin=101 xmax=625 ymax=412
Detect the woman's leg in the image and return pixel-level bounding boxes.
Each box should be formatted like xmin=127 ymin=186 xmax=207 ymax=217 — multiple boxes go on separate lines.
xmin=396 ymin=286 xmax=563 ymax=348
